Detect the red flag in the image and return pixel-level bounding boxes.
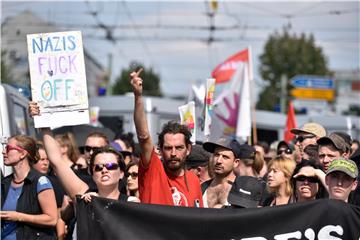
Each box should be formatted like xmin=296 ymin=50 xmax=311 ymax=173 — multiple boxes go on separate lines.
xmin=211 ymin=48 xmax=249 ymax=84
xmin=284 ymin=101 xmax=297 ymax=143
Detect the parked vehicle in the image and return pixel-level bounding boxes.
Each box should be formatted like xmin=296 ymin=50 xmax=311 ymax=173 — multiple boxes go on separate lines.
xmin=0 ymin=84 xmax=35 ymax=176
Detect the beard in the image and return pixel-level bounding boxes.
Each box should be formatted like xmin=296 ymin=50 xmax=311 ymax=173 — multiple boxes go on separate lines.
xmin=164 ymin=157 xmax=185 ymax=172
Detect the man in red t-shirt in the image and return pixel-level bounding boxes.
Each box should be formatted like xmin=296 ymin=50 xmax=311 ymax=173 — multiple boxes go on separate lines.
xmin=130 ymin=69 xmax=203 ymax=207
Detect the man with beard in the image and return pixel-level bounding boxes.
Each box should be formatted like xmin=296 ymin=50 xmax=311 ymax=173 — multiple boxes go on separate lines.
xmin=130 ymin=69 xmax=203 ymax=207
xmin=201 ymin=138 xmax=240 ymax=208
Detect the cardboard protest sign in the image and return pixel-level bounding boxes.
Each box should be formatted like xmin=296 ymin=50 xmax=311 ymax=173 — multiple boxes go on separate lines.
xmin=178 ymin=101 xmax=196 ymax=143
xmin=27 ymin=31 xmax=89 ymax=128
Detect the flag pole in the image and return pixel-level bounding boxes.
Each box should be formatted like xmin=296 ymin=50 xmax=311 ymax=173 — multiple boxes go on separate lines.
xmin=248 ymin=46 xmax=257 ymax=145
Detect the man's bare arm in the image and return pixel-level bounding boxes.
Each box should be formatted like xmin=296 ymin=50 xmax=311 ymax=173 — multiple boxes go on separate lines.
xmin=130 ymin=68 xmax=154 ymax=167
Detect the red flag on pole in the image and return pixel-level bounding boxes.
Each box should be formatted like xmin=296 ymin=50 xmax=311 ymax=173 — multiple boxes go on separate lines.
xmin=284 ymin=101 xmax=297 ymax=143
xmin=211 ymin=49 xmax=249 ymax=84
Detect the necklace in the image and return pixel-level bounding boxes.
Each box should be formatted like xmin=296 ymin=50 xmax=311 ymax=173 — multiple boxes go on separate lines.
xmin=12 ymin=178 xmax=25 ymax=184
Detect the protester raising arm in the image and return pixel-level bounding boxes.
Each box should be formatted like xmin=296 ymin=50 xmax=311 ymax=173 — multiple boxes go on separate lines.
xmin=29 ymin=102 xmax=89 ymax=200
xmin=130 ymin=68 xmax=153 ymax=167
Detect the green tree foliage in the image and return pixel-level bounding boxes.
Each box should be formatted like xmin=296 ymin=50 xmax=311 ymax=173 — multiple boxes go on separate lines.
xmin=112 ymin=61 xmax=162 ymax=96
xmin=1 ymin=50 xmax=16 ymax=84
xmin=257 ymin=28 xmax=331 ymax=111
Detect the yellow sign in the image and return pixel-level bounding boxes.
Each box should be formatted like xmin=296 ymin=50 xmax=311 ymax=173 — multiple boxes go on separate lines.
xmin=290 ymin=88 xmax=335 ymax=101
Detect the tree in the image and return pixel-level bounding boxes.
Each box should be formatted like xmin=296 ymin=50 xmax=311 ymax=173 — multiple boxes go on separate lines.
xmin=1 ymin=50 xmax=16 ymax=84
xmin=257 ymin=28 xmax=331 ymax=111
xmin=112 ymin=61 xmax=162 ymax=96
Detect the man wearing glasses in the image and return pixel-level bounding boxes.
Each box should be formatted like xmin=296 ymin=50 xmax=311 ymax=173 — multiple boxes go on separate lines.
xmin=291 ymin=122 xmax=326 ymax=158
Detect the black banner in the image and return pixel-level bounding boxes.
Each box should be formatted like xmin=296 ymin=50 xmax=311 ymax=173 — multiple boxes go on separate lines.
xmin=77 ymin=198 xmax=360 ymax=240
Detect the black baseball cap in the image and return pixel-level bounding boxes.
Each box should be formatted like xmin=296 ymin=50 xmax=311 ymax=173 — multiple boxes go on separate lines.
xmin=186 ymin=144 xmax=211 ymax=168
xmin=203 ymin=138 xmax=241 ymax=158
xmin=238 ymin=144 xmax=256 ymax=159
xmin=228 ymin=176 xmax=264 ymax=208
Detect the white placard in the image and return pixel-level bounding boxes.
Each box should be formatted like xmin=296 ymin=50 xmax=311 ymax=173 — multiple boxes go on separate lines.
xmin=27 ymin=31 xmax=89 ymax=128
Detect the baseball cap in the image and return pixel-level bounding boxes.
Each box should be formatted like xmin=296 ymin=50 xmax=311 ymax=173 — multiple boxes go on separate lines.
xmin=228 ymin=176 xmax=264 ymax=208
xmin=332 ymin=132 xmax=352 ymax=152
xmin=238 ymin=144 xmax=256 ymax=159
xmin=326 ymin=157 xmax=358 ymax=179
xmin=290 ymin=122 xmax=326 ymax=137
xmin=317 ymin=133 xmax=347 ymax=153
xmin=186 ymin=144 xmax=211 ymax=168
xmin=203 ymin=138 xmax=241 ymax=158
xmin=110 ymin=141 xmax=132 ymax=157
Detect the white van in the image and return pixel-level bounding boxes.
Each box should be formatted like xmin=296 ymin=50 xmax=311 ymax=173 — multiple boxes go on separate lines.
xmin=0 ymin=84 xmax=36 ymax=177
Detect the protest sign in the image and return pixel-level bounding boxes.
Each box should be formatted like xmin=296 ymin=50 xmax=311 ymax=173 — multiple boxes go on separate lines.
xmin=178 ymin=101 xmax=196 ymax=143
xmin=27 ymin=31 xmax=89 ymax=128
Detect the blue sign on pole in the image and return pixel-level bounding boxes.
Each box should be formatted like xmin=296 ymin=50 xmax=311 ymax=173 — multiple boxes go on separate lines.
xmin=291 ymin=75 xmax=334 ymax=89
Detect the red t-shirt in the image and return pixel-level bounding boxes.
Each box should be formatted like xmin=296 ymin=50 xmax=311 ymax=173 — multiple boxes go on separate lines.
xmin=139 ymin=149 xmax=203 ymax=207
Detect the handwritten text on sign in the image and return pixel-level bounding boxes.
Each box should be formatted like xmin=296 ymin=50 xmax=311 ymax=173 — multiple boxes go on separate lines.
xmin=27 ymin=31 xmax=88 ymax=111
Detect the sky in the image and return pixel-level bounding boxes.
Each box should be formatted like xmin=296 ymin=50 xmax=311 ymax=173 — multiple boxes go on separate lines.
xmin=1 ymin=1 xmax=359 ymax=98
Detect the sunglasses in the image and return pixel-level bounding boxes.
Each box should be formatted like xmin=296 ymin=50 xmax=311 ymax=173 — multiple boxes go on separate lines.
xmin=295 ymin=176 xmax=318 ymax=183
xmin=126 ymin=172 xmax=139 ymax=179
xmin=93 ymin=162 xmax=119 ymax=172
xmin=84 ymin=146 xmax=102 ymax=153
xmin=277 ymin=148 xmax=292 ymax=155
xmin=6 ymin=145 xmax=25 ymax=153
xmin=296 ymin=135 xmax=315 ymax=143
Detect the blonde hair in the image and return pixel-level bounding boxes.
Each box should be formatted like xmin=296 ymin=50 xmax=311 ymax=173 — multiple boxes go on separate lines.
xmin=55 ymin=132 xmax=80 ymax=163
xmin=267 ymin=155 xmax=296 ymax=196
xmin=241 ymin=152 xmax=265 ymax=176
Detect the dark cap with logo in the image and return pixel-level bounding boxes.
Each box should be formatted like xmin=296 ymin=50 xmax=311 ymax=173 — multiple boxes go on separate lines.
xmin=203 ymin=138 xmax=241 ymax=158
xmin=186 ymin=144 xmax=211 ymax=168
xmin=228 ymin=176 xmax=264 ymax=208
xmin=238 ymin=144 xmax=256 ymax=159
xmin=317 ymin=133 xmax=348 ymax=153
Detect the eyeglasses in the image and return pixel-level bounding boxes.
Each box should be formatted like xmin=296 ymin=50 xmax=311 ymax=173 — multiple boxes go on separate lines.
xmin=295 ymin=176 xmax=318 ymax=183
xmin=126 ymin=172 xmax=139 ymax=179
xmin=93 ymin=162 xmax=119 ymax=172
xmin=296 ymin=135 xmax=315 ymax=143
xmin=6 ymin=145 xmax=25 ymax=153
xmin=84 ymin=146 xmax=102 ymax=153
xmin=277 ymin=148 xmax=292 ymax=155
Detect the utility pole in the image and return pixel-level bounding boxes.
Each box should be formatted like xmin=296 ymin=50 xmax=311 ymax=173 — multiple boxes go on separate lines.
xmin=106 ymin=53 xmax=113 ymax=95
xmin=280 ymin=74 xmax=287 ymax=113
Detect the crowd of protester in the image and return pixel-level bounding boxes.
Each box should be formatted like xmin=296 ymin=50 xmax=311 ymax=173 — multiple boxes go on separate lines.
xmin=1 ymin=69 xmax=359 ymax=239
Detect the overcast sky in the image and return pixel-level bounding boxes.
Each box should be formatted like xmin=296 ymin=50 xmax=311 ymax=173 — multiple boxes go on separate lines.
xmin=1 ymin=1 xmax=359 ymax=98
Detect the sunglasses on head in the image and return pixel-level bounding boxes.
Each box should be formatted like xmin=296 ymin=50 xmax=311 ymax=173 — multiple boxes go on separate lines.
xmin=296 ymin=176 xmax=318 ymax=183
xmin=296 ymin=135 xmax=315 ymax=143
xmin=6 ymin=145 xmax=25 ymax=153
xmin=277 ymin=148 xmax=292 ymax=155
xmin=84 ymin=146 xmax=102 ymax=153
xmin=93 ymin=162 xmax=119 ymax=172
xmin=126 ymin=172 xmax=139 ymax=179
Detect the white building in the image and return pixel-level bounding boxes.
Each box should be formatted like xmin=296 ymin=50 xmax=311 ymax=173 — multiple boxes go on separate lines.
xmin=334 ymin=69 xmax=360 ymax=115
xmin=1 ymin=11 xmax=106 ymax=97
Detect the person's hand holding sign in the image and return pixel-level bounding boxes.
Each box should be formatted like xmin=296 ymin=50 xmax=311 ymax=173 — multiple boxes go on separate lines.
xmin=130 ymin=68 xmax=143 ymax=97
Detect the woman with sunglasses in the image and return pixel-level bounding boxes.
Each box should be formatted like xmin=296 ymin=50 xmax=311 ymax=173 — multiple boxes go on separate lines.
xmin=263 ymin=155 xmax=296 ymax=206
xmin=1 ymin=135 xmax=58 ymax=239
xmin=125 ymin=160 xmax=140 ymax=202
xmin=29 ymin=102 xmax=129 ymax=203
xmin=291 ymin=160 xmax=326 ymax=203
